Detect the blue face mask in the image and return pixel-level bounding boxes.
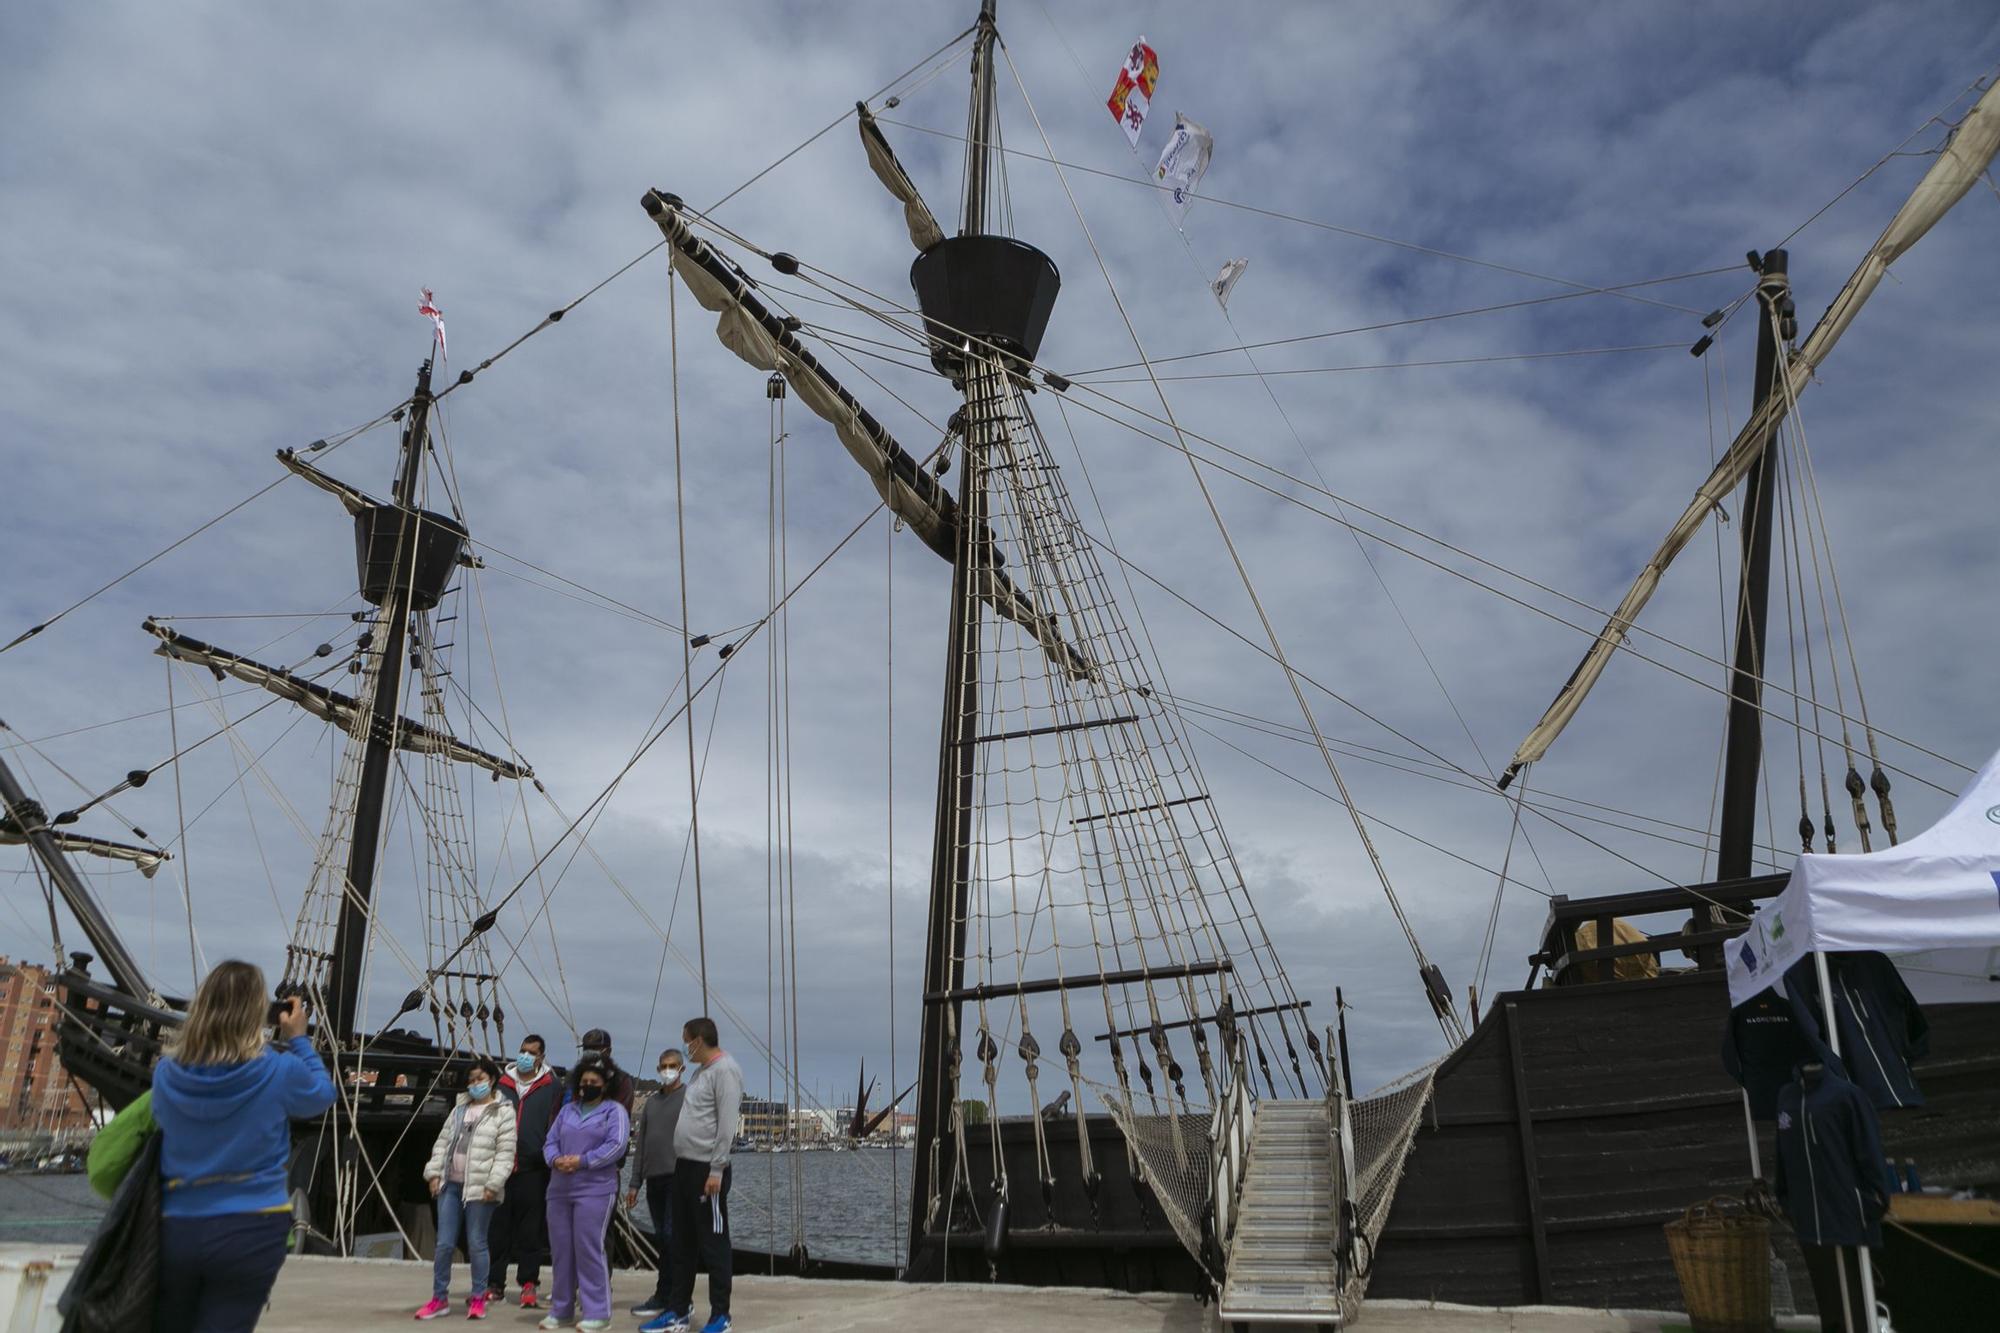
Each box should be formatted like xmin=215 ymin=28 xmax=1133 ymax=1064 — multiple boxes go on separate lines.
xmin=467 ymin=1081 xmax=492 ymax=1099
xmin=516 ymin=1052 xmax=536 ymax=1074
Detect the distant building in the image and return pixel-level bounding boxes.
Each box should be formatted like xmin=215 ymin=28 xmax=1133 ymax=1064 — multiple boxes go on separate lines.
xmin=739 ymin=1097 xmax=788 ymax=1144
xmin=0 ymin=957 xmax=94 ymax=1134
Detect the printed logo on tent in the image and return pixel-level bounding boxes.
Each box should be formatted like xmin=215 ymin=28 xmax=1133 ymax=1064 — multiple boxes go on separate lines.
xmin=1985 ymin=803 xmax=2000 ymax=824
xmin=1769 ymin=912 xmax=1786 ymax=942
xmin=1738 ymin=940 xmax=1757 ymax=972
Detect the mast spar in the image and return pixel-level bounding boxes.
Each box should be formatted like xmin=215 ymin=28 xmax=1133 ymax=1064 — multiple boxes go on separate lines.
xmin=0 ymin=751 xmax=153 ymax=1000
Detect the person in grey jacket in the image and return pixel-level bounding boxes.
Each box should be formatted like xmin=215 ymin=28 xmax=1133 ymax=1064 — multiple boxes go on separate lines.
xmin=646 ymin=1017 xmax=743 ymax=1333
xmin=625 ymin=1049 xmax=686 ymax=1319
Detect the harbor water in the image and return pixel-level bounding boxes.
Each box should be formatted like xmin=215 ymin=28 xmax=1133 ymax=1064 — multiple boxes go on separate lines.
xmin=0 ymin=1148 xmax=913 ymax=1268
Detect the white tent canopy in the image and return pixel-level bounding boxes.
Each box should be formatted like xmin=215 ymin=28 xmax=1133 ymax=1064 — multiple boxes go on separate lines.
xmin=1727 ymin=742 xmax=2000 ymax=1008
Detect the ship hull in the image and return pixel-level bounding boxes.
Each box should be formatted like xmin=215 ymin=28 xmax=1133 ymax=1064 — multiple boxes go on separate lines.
xmin=1370 ymin=969 xmax=2000 ymax=1311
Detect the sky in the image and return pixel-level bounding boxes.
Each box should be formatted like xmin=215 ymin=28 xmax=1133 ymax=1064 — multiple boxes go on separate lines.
xmin=4 ymin=1 xmax=2000 ymax=1114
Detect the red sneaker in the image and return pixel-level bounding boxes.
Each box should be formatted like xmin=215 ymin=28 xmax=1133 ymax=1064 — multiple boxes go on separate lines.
xmin=467 ymin=1296 xmax=489 ymax=1321
xmin=415 ymin=1298 xmax=450 ymax=1321
xmin=519 ymin=1283 xmax=540 ymax=1310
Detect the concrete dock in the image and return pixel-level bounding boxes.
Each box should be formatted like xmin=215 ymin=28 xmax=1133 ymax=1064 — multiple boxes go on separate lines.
xmin=252 ymin=1258 xmax=1819 ymax=1332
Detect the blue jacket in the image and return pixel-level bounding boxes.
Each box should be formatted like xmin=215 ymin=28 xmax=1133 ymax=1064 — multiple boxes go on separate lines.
xmin=152 ymin=1035 xmax=336 ymax=1217
xmin=1783 ymin=951 xmax=1929 ymax=1109
xmin=1721 ymin=987 xmax=1818 ymax=1121
xmin=1773 ymin=1067 xmax=1894 ymax=1247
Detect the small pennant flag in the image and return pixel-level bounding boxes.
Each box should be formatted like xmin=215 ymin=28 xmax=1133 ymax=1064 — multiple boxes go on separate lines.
xmin=418 ymin=288 xmax=447 ymax=359
xmin=1106 ymin=37 xmax=1160 ymax=148
xmin=1154 ymin=114 xmax=1213 ymax=225
xmin=1210 ymin=258 xmax=1249 ymax=310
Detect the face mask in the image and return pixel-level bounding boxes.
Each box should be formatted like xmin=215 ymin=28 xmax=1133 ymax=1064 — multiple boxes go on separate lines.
xmin=658 ymin=1067 xmax=680 ymax=1085
xmin=516 ymin=1053 xmax=537 ymax=1074
xmin=467 ymin=1082 xmax=491 ymax=1099
xmin=578 ymin=1084 xmax=604 ymax=1104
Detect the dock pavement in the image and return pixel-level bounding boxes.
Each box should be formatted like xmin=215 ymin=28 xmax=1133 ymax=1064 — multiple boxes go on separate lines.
xmin=255 ymin=1257 xmax=1824 ymax=1332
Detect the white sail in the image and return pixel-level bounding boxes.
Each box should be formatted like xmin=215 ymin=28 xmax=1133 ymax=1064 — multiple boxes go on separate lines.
xmin=1503 ymin=78 xmax=2000 ymax=786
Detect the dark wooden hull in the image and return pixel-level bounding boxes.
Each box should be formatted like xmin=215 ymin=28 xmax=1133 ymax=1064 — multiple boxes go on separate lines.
xmin=1370 ymin=969 xmax=2000 ymax=1311
xmin=905 ymin=1112 xmax=1209 ymax=1294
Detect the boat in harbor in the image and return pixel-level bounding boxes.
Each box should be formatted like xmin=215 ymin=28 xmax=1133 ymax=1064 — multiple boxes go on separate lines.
xmin=4 ymin=2 xmax=1998 ymax=1322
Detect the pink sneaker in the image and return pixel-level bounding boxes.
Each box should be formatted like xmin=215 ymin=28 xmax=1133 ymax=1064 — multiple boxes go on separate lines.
xmin=415 ymin=1298 xmax=451 ymax=1320
xmin=467 ymin=1296 xmax=488 ymax=1321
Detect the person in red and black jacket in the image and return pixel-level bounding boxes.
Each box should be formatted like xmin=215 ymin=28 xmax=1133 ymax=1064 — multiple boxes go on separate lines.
xmin=487 ymin=1034 xmax=563 ymax=1309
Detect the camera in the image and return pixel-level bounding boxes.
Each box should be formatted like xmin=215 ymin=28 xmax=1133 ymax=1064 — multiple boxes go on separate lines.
xmin=268 ymin=995 xmax=305 ymax=1027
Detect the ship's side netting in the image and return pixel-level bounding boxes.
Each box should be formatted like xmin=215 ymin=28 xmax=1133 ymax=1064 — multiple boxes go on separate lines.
xmin=1090 ymin=1058 xmax=1442 ymax=1293
xmin=1347 ymin=1059 xmax=1442 ymax=1289
xmin=1090 ymin=1080 xmax=1216 ymax=1273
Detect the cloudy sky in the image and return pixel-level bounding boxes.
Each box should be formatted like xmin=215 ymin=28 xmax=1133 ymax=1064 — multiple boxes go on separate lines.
xmin=4 ymin=1 xmax=1999 ymax=1114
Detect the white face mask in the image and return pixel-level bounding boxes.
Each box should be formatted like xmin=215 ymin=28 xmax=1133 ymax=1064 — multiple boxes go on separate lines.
xmin=658 ymin=1066 xmax=681 ymax=1086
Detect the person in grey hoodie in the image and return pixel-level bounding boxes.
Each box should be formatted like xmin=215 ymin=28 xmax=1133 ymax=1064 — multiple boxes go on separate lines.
xmin=625 ymin=1049 xmax=687 ymax=1319
xmin=648 ymin=1017 xmax=743 ymax=1333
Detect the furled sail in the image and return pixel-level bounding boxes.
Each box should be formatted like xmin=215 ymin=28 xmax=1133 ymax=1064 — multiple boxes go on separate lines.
xmin=277 ymin=447 xmax=372 ymax=513
xmin=145 ymin=621 xmax=532 ymax=780
xmin=641 ymin=189 xmax=1092 ymax=680
xmin=858 ymin=104 xmax=946 ymax=252
xmin=0 ymin=821 xmax=166 ymax=878
xmin=1501 ymin=77 xmax=2000 ymax=788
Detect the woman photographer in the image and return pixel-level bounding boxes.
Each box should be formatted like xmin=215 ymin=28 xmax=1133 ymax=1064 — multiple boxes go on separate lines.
xmin=151 ymin=960 xmax=335 ymax=1333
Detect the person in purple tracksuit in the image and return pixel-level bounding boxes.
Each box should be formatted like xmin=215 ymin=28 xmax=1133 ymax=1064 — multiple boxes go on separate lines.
xmin=538 ymin=1056 xmax=629 ymax=1331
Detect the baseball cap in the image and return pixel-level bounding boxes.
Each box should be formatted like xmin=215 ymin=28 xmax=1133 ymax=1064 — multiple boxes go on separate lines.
xmin=580 ymin=1028 xmax=612 ymax=1051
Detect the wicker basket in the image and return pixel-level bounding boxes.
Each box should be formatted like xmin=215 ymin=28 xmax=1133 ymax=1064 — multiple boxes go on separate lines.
xmin=1664 ymin=1194 xmax=1773 ymax=1333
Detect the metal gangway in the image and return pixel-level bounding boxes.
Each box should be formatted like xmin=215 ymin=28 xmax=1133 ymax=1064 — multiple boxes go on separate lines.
xmin=1212 ymin=1034 xmax=1358 ymax=1330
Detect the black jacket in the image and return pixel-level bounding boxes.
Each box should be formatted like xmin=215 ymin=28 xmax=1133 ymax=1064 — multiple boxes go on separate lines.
xmin=1721 ymin=987 xmax=1819 ymax=1120
xmin=1773 ymin=1066 xmax=1894 ymax=1247
xmin=501 ymin=1069 xmax=562 ymax=1172
xmin=1783 ymin=951 xmax=1928 ymax=1109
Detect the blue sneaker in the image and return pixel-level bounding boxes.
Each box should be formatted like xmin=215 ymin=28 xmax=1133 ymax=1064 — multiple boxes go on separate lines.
xmin=699 ymin=1317 xmax=732 ymax=1333
xmin=639 ymin=1314 xmax=688 ymax=1333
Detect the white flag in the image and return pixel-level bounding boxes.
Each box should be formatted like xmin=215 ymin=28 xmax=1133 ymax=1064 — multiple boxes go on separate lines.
xmin=1210 ymin=258 xmax=1249 ymax=310
xmin=1154 ymin=114 xmax=1213 ymax=224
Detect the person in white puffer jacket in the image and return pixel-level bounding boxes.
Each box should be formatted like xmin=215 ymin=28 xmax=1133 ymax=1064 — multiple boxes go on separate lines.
xmin=416 ymin=1057 xmax=519 ymax=1321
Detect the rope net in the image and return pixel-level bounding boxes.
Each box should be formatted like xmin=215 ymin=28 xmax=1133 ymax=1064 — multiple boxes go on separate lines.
xmin=1087 ymin=1076 xmax=1216 ymax=1272
xmin=1347 ymin=1059 xmax=1441 ymax=1290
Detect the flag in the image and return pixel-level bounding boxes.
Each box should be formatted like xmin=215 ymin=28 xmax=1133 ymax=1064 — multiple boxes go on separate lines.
xmin=1210 ymin=258 xmax=1249 ymax=310
xmin=1106 ymin=37 xmax=1160 ymax=148
xmin=417 ymin=288 xmax=447 ymax=359
xmin=1154 ymin=113 xmax=1213 ymax=224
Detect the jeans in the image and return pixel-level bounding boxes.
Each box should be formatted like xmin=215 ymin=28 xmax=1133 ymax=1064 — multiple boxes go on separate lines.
xmin=643 ymin=1173 xmax=674 ymax=1304
xmin=432 ymin=1181 xmax=497 ymax=1300
xmin=155 ymin=1211 xmax=291 ymax=1333
xmin=667 ymin=1159 xmax=730 ymax=1320
xmin=488 ymin=1167 xmax=548 ymax=1289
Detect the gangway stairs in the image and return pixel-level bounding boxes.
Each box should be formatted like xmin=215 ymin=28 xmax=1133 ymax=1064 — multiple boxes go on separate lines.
xmin=1218 ymin=1099 xmax=1345 ymax=1329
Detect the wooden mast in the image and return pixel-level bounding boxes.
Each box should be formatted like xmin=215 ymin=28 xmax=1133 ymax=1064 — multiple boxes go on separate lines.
xmin=909 ymin=0 xmax=999 ymax=1276
xmin=1714 ymin=252 xmax=1795 ymax=886
xmin=326 ymin=359 xmax=436 ymax=1041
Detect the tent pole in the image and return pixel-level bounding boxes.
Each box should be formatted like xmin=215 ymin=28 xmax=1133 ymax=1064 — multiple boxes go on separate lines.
xmin=1739 ymin=1090 xmax=1761 ymax=1178
xmin=1813 ymin=950 xmax=1877 ymax=1333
